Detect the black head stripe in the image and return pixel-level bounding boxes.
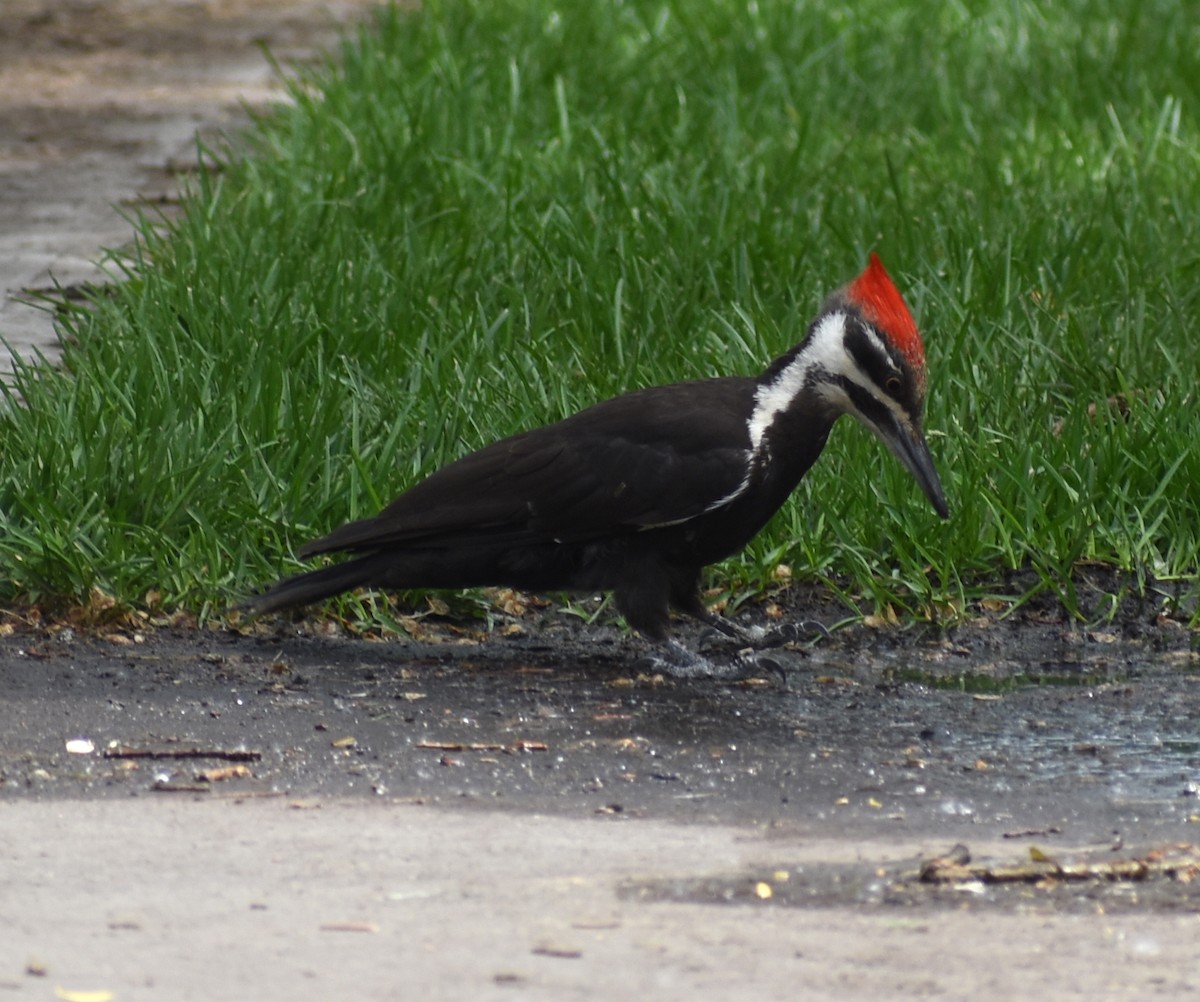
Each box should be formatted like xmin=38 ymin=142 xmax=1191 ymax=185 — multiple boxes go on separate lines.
xmin=843 ymin=317 xmax=901 ymax=391
xmin=837 ymin=375 xmax=894 ymax=428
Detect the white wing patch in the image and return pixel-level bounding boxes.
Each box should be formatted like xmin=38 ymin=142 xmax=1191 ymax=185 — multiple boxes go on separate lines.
xmin=637 ymin=448 xmax=756 ymax=528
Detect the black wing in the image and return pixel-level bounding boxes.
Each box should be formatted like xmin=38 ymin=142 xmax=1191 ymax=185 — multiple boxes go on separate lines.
xmin=300 ymin=377 xmax=757 ymax=556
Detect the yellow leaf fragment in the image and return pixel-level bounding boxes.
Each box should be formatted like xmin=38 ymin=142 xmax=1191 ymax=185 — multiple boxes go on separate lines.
xmin=55 ymin=989 xmax=115 ymax=1002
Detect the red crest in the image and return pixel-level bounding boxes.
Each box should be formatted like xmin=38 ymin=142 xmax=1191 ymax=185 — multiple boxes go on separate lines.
xmin=848 ymin=254 xmax=925 ymax=376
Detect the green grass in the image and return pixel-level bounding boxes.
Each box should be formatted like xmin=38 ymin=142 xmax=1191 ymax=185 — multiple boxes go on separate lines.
xmin=1 ymin=0 xmax=1198 ymax=625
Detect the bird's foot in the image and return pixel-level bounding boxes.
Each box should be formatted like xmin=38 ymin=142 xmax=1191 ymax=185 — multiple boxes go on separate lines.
xmin=636 ymin=640 xmax=788 ymax=686
xmin=698 ymin=615 xmax=829 ymax=652
xmin=751 ymin=619 xmax=830 ymax=649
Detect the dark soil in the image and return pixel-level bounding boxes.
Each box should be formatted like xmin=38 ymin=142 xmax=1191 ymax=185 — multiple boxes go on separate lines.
xmin=5 ymin=584 xmax=1197 ymax=838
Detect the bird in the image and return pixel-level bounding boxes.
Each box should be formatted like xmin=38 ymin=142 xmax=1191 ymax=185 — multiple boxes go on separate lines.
xmin=242 ymin=254 xmax=948 ymax=678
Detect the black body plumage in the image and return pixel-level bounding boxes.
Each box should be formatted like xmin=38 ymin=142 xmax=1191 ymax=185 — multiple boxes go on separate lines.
xmin=249 ymin=377 xmax=829 ymax=638
xmin=244 ymin=256 xmax=948 ymax=677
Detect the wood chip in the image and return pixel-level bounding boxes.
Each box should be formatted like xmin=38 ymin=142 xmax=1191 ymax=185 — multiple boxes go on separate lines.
xmin=493 ymin=972 xmax=525 ymax=984
xmin=319 ymin=922 xmax=379 ymax=933
xmin=1002 ymin=826 xmax=1063 ymax=839
xmin=417 ymin=740 xmax=497 ymax=751
xmin=195 ymin=764 xmax=252 ymax=783
xmin=54 ymin=987 xmax=114 ymax=1002
xmin=416 ymin=739 xmax=548 ymax=753
xmin=509 ymin=739 xmax=548 ymax=753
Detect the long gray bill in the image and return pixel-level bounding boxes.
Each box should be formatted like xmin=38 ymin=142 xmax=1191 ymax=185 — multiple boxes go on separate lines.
xmin=877 ymin=414 xmax=949 ymax=519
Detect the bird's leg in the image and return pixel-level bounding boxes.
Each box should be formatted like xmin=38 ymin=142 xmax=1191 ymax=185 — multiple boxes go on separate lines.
xmin=620 ymin=572 xmax=786 ymax=683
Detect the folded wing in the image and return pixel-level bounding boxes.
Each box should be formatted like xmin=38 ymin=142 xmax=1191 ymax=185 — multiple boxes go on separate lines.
xmin=300 ymin=378 xmax=756 ymax=557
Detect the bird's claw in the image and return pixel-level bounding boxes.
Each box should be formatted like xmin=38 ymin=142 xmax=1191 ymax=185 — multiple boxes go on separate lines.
xmin=755 ymin=619 xmax=830 ymax=649
xmin=731 ymin=648 xmax=789 ymax=687
xmin=636 ymin=640 xmax=788 ymax=686
xmin=698 ymin=617 xmax=829 ymax=652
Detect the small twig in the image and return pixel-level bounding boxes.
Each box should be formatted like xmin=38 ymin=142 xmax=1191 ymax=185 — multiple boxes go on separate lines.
xmin=415 ymin=739 xmax=548 ymax=753
xmin=918 ymin=846 xmax=1199 ymax=885
xmin=104 ymin=745 xmax=262 ymax=762
xmin=151 ymin=781 xmax=211 ymax=794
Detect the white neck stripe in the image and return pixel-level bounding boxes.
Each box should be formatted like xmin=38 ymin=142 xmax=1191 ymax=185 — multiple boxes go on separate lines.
xmin=747 ymin=311 xmax=847 ymax=451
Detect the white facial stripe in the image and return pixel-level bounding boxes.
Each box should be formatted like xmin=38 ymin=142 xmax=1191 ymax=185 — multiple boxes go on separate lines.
xmin=817 ymin=356 xmax=913 ymax=440
xmin=643 ymin=308 xmax=916 ymax=529
xmin=747 ymin=311 xmax=847 ymax=451
xmin=750 ymin=309 xmax=914 ymax=451
xmin=645 ymin=314 xmax=853 ymax=525
xmin=860 ymin=325 xmax=892 ymax=368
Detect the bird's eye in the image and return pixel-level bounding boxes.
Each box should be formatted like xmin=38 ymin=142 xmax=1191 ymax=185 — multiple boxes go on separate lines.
xmin=885 ymin=374 xmax=902 ymax=396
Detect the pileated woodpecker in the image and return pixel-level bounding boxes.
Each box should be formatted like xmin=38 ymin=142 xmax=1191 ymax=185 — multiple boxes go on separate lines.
xmin=244 ymin=255 xmax=948 ymax=677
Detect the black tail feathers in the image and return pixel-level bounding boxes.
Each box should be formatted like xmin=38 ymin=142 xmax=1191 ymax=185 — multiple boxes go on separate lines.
xmin=237 ymin=552 xmax=392 ymax=616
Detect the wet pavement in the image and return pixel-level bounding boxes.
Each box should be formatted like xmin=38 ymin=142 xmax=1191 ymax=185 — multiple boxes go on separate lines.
xmin=0 ymin=0 xmax=377 ymax=374
xmin=3 ymin=612 xmax=1198 ymax=853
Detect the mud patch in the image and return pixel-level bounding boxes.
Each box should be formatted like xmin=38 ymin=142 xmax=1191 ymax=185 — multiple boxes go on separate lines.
xmin=622 ymin=842 xmax=1200 ymax=915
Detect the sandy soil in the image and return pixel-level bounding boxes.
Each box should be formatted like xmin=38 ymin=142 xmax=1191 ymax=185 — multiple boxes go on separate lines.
xmin=0 ymin=3 xmax=1198 ymax=999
